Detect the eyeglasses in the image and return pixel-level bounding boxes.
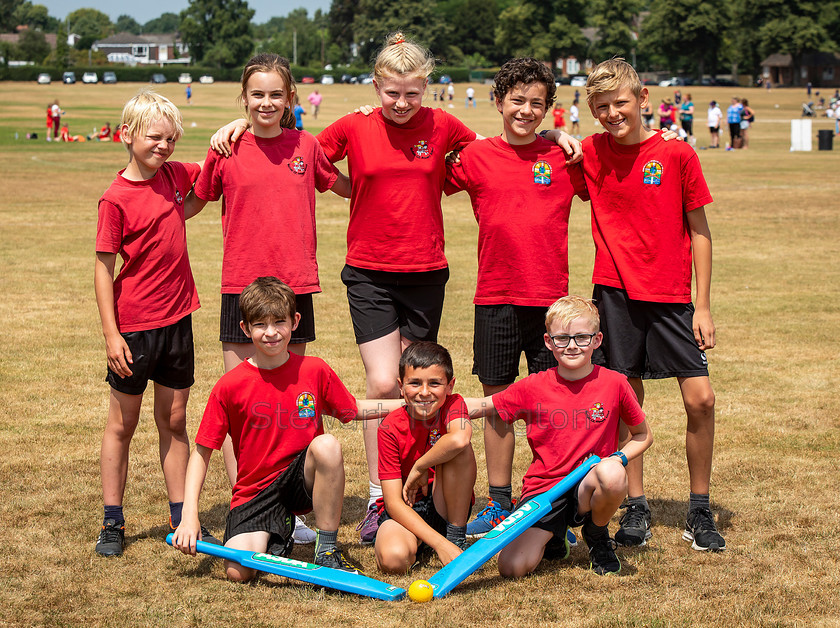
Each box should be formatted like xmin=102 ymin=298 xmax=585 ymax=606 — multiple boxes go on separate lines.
xmin=548 ymin=333 xmax=597 ymax=348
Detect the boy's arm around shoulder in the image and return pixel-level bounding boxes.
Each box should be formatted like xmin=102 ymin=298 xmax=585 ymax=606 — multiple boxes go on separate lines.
xmin=618 ymin=418 xmax=653 ymax=465
xmin=687 ymin=207 xmax=715 ymax=350
xmin=172 ymin=444 xmax=214 ymax=556
xmin=355 ymin=398 xmax=404 ymax=420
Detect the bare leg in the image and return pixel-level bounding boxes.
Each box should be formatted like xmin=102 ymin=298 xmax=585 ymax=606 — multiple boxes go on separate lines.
xmin=152 ymin=383 xmax=190 ymax=503
xmin=433 ymin=444 xmax=476 ymax=527
xmin=497 ymin=527 xmax=553 ymax=578
xmin=303 ymin=434 xmax=345 ymax=531
xmin=375 ymin=519 xmax=420 ymax=574
xmin=101 ymin=389 xmax=144 ymax=506
xmin=621 ymin=377 xmax=645 ymax=498
xmin=678 ymin=376 xmax=715 ymax=495
xmin=481 ymin=383 xmax=515 ymax=490
xmin=224 ymin=530 xmax=269 ymax=582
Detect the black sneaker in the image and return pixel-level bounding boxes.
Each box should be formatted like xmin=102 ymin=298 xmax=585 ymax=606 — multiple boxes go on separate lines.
xmin=614 ymin=502 xmax=652 ymax=547
xmin=587 ymin=536 xmax=621 ymax=575
xmin=543 ymin=527 xmax=571 ymax=561
xmin=683 ymin=507 xmax=726 ymax=552
xmin=315 ymin=549 xmax=364 ymax=574
xmin=95 ymin=519 xmax=125 ymax=557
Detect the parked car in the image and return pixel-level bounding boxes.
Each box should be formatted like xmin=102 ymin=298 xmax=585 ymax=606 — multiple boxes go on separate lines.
xmin=151 ymin=73 xmax=167 ymax=84
xmin=301 ymin=76 xmax=315 ymax=84
xmin=103 ymin=71 xmax=117 ymax=84
xmin=178 ymin=73 xmax=192 ymax=84
xmin=340 ymin=73 xmax=354 ymax=84
xmin=37 ymin=73 xmax=51 ymax=84
xmin=82 ymin=72 xmax=98 ymax=84
xmin=570 ymin=75 xmax=587 ymax=87
xmin=555 ymin=76 xmax=571 ymax=86
xmin=62 ymin=71 xmax=76 ymax=84
xmin=198 ymin=74 xmax=214 ymax=84
xmin=356 ymin=73 xmax=373 ymax=84
xmin=320 ymin=74 xmax=334 ymax=85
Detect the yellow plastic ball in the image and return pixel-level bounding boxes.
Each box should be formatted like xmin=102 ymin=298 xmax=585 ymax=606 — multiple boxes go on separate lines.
xmin=408 ymin=579 xmax=434 ymax=603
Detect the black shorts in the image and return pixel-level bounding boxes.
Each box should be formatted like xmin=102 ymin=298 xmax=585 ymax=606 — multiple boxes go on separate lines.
xmin=224 ymin=447 xmax=312 ymax=557
xmin=728 ymin=122 xmax=741 ymax=138
xmin=106 ymin=315 xmax=194 ymax=395
xmin=473 ymin=304 xmax=554 ymax=386
xmin=341 ymin=265 xmax=449 ymax=344
xmin=219 ymin=292 xmax=315 ymax=344
xmin=518 ymin=476 xmax=586 ymax=538
xmin=591 ymin=285 xmax=709 ymax=379
xmin=681 ymin=119 xmax=693 ymax=135
xmin=377 ymin=492 xmax=448 ymax=538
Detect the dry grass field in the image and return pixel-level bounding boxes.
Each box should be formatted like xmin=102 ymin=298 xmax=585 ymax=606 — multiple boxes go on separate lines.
xmin=1 ymin=77 xmax=839 ymax=627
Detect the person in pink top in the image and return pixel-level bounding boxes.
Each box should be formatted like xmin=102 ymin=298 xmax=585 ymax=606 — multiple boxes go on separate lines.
xmin=94 ymin=90 xmax=208 ymax=558
xmin=307 ymin=89 xmax=323 ymax=118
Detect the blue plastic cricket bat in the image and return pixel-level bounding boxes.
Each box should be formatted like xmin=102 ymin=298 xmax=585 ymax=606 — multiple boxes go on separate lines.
xmin=165 ymin=534 xmax=406 ymax=601
xmin=427 ymin=455 xmax=601 ymax=598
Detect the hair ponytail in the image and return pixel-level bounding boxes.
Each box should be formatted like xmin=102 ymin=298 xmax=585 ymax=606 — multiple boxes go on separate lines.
xmin=373 ymin=32 xmax=435 ymax=82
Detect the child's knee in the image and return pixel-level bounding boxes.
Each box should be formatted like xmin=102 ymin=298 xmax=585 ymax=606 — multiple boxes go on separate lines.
xmin=497 ymin=551 xmax=535 ymax=579
xmin=595 ymin=462 xmax=628 ymax=498
xmin=366 ymin=372 xmax=399 ymax=398
xmin=309 ymin=434 xmax=343 ymax=466
xmin=225 ymin=562 xmax=256 ymax=582
xmin=685 ymin=386 xmax=716 ymax=417
xmin=375 ymin=545 xmax=413 ymax=575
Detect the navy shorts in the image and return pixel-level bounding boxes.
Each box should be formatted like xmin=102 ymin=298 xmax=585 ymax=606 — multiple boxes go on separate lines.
xmin=219 ymin=292 xmax=315 ymax=344
xmin=106 ymin=314 xmax=194 ymax=395
xmin=473 ymin=304 xmax=554 ymax=386
xmin=224 ymin=446 xmax=312 ymax=557
xmin=592 ymin=285 xmax=709 ymax=379
xmin=518 ymin=476 xmax=586 ymax=538
xmin=341 ymin=265 xmax=449 ymax=344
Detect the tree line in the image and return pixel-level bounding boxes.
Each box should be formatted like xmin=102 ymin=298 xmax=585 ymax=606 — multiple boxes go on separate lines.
xmin=3 ymin=0 xmax=839 ymax=81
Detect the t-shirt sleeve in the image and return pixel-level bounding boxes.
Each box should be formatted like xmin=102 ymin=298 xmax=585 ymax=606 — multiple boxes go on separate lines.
xmin=312 ymin=139 xmax=340 ymax=193
xmin=317 ymin=116 xmax=350 ymax=162
xmin=568 ymin=161 xmax=589 ymax=202
xmin=195 ymin=387 xmax=231 ymax=450
xmin=445 ymin=112 xmax=477 ymax=151
xmin=444 ymin=156 xmax=469 ymax=197
xmin=619 ymin=378 xmax=646 ymax=427
xmin=492 ymin=381 xmax=530 ymax=425
xmin=442 ymin=394 xmax=470 ymax=429
xmin=183 ymin=160 xmax=201 ymax=184
xmin=319 ymin=362 xmax=358 ymax=424
xmin=95 ymin=197 xmax=123 ymax=254
xmin=681 ymin=150 xmax=713 ymax=212
xmin=377 ymin=412 xmax=403 ymax=482
xmin=193 ymin=147 xmax=223 ymax=202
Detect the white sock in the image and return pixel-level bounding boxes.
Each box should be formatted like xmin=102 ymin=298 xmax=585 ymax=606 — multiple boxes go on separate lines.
xmin=368 ymin=481 xmax=382 ymax=508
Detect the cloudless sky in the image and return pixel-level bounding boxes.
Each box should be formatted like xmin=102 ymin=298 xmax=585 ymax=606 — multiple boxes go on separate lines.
xmin=39 ymin=0 xmax=331 ymax=25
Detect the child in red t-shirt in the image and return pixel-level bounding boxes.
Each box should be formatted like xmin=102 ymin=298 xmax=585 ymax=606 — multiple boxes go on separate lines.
xmin=467 ymin=296 xmax=652 ymax=577
xmin=552 ymin=102 xmax=566 ymax=129
xmin=374 ymin=341 xmax=476 ymax=574
xmin=172 ymin=277 xmax=401 ymax=580
xmin=94 ymin=90 xmax=205 ymax=558
xmin=582 ymin=58 xmax=723 ymax=552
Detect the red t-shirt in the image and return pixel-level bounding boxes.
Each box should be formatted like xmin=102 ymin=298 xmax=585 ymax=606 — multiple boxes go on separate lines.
xmin=446 ymin=136 xmax=588 ymax=306
xmin=582 ymin=132 xmax=713 ymax=303
xmin=553 ymin=108 xmax=566 ymax=128
xmin=96 ymin=161 xmax=201 ymax=332
xmin=196 ymin=354 xmax=358 ymax=509
xmin=317 ymin=108 xmax=476 ymax=272
xmin=493 ymin=365 xmax=645 ymax=500
xmin=194 ymin=130 xmax=339 ymax=294
xmin=377 ymin=394 xmax=469 ymax=486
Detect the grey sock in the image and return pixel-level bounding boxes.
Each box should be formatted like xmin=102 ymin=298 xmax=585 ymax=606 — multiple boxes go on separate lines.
xmin=628 ymin=494 xmax=649 ymax=511
xmin=689 ymin=492 xmax=710 ymax=512
xmin=446 ymin=523 xmax=467 ymax=545
xmin=314 ymin=528 xmax=337 ymax=558
xmin=488 ymin=484 xmax=513 ymax=512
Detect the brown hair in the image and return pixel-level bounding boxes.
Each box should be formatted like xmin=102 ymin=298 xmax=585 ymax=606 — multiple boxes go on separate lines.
xmin=493 ymin=57 xmax=556 ymax=108
xmin=239 ymin=276 xmax=297 ymax=327
xmin=239 ymin=53 xmax=297 ymax=130
xmin=585 ymin=57 xmax=642 ymax=108
xmin=399 ymin=341 xmax=454 ymax=382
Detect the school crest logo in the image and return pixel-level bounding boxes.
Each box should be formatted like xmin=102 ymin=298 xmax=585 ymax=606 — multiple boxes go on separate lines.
xmin=174 ymin=190 xmax=184 ymax=205
xmin=586 ymin=402 xmax=607 ymax=423
xmin=411 ymin=140 xmax=433 ymax=159
xmin=288 ymin=156 xmax=307 ymax=175
xmin=428 ymin=428 xmax=441 ymax=447
xmin=532 ymin=161 xmax=552 ymax=186
xmin=642 ymin=160 xmax=663 ymax=186
xmin=296 ymin=392 xmax=316 ymax=418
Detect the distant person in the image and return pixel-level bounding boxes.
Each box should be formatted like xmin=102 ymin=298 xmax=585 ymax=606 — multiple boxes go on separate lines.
xmin=726 ymin=97 xmax=743 ymax=149
xmin=707 ymin=100 xmax=722 ymax=148
xmin=641 ymin=100 xmax=654 ymax=128
xmin=185 ymin=83 xmax=192 ymax=105
xmin=679 ymin=93 xmax=695 ymax=146
xmin=307 ymin=89 xmax=322 ymax=119
xmin=569 ymin=99 xmax=580 ymax=138
xmin=465 ymin=86 xmax=476 ymax=107
xmin=49 ymin=99 xmax=63 ymax=141
xmin=658 ymin=98 xmax=675 ymax=130
xmin=553 ymin=102 xmax=566 ymax=129
xmin=293 ymin=95 xmax=305 ymax=130
xmin=739 ymin=98 xmax=754 ymax=149
xmin=674 ymin=89 xmax=682 ymax=105
xmin=448 ymin=82 xmax=455 ymax=101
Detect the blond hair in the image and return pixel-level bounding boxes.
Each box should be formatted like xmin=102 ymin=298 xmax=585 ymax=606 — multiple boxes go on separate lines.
xmin=119 ymin=88 xmax=183 ymax=145
xmin=585 ymin=57 xmax=642 ymax=108
xmin=239 ymin=53 xmax=297 ymax=130
xmin=545 ymin=296 xmax=600 ymax=332
xmin=373 ymin=32 xmax=435 ymax=82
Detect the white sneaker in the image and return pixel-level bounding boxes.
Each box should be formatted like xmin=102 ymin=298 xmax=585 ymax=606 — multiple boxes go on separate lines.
xmin=293 ymin=515 xmax=316 ymax=545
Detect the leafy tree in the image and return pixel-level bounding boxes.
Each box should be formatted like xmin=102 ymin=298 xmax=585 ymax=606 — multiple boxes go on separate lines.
xmin=351 ymin=0 xmax=452 ymax=64
xmin=758 ymin=15 xmax=833 ymax=85
xmin=143 ymin=12 xmax=181 ymax=33
xmin=114 ymin=14 xmax=142 ymax=35
xmin=495 ymin=2 xmax=587 ymax=63
xmin=640 ymin=0 xmax=726 ymax=78
xmin=258 ymin=8 xmax=326 ymax=66
xmin=590 ymin=0 xmax=641 ymax=62
xmin=54 ymin=22 xmax=69 ymax=68
xmin=12 ymin=2 xmax=57 ymax=31
xmin=446 ymin=0 xmax=502 ymax=64
xmin=180 ymin=0 xmax=255 ymax=68
xmin=328 ymin=0 xmax=358 ymax=63
xmin=16 ymin=27 xmax=49 ymax=61
xmin=67 ymin=7 xmax=112 ymax=40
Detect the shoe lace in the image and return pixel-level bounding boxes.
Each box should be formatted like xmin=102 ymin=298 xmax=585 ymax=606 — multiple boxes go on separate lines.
xmin=618 ymin=503 xmax=647 ymax=529
xmin=689 ymin=507 xmax=717 ymax=532
xmin=476 ymin=499 xmax=510 ymax=523
xmin=590 ymin=536 xmax=618 ymax=563
xmin=355 ymin=505 xmax=378 ymax=532
xmin=321 ymin=549 xmax=360 ymax=573
xmin=99 ymin=522 xmax=123 ymax=543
